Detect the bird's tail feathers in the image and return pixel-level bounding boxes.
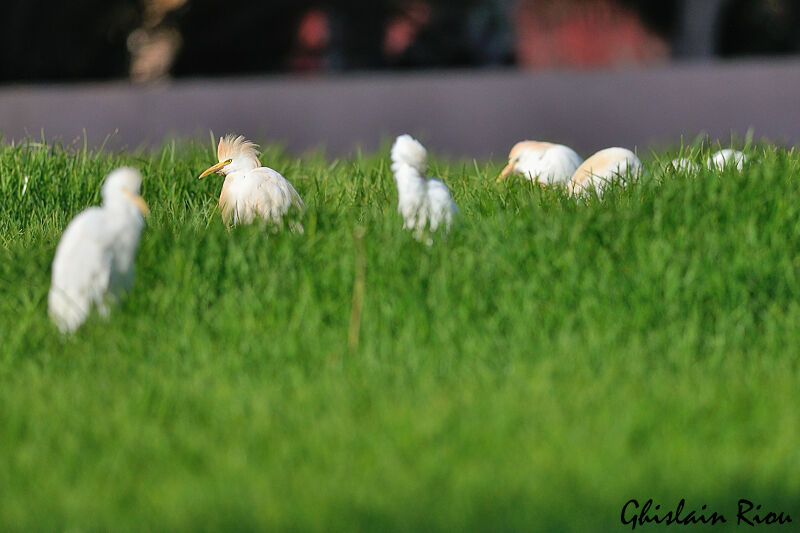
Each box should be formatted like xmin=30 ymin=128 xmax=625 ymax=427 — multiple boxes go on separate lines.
xmin=291 ymin=188 xmax=306 ymax=212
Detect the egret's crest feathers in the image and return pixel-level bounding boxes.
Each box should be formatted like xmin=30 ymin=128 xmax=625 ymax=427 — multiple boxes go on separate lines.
xmin=218 ymin=134 xmax=261 ymax=166
xmin=508 ymin=141 xmax=555 ymax=161
xmin=205 ymin=133 xmax=304 ymax=230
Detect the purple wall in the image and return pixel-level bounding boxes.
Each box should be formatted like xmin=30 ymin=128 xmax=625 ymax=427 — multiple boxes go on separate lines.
xmin=1 ymin=58 xmax=799 ymax=159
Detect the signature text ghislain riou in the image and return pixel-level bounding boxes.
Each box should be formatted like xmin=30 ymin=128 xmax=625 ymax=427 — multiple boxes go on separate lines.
xmin=621 ymin=499 xmax=792 ymax=529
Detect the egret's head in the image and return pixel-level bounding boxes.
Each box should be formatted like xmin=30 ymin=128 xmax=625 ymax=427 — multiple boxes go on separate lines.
xmin=498 ymin=141 xmax=552 ymax=182
xmin=101 ymin=167 xmax=150 ymax=217
xmin=199 ymin=134 xmax=262 ymax=178
xmin=391 ymin=134 xmax=427 ymax=176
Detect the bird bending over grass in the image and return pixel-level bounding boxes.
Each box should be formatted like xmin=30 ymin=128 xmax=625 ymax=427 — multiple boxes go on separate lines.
xmin=707 ymin=149 xmax=747 ymax=171
xmin=498 ymin=141 xmax=583 ymax=185
xmin=48 ymin=167 xmax=150 ymax=334
xmin=199 ymin=134 xmax=305 ymax=230
xmin=568 ymin=147 xmax=641 ymax=197
xmin=670 ymin=158 xmax=701 ymax=174
xmin=391 ymin=134 xmax=458 ymax=243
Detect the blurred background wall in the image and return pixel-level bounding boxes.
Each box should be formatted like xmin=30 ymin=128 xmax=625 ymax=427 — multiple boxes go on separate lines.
xmin=1 ymin=0 xmax=799 ymax=155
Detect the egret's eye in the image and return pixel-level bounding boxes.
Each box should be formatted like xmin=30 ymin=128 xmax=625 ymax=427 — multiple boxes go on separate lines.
xmin=225 ymin=159 xmax=233 ymax=164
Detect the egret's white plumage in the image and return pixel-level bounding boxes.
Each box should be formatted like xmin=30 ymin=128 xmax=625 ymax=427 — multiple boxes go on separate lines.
xmin=48 ymin=167 xmax=149 ymax=334
xmin=390 ymin=134 xmax=458 ymax=242
xmin=199 ymin=134 xmax=305 ymax=229
xmin=498 ymin=141 xmax=583 ymax=185
xmin=707 ymin=149 xmax=747 ymax=171
xmin=568 ymin=147 xmax=642 ymax=197
xmin=670 ymin=157 xmax=701 ymax=174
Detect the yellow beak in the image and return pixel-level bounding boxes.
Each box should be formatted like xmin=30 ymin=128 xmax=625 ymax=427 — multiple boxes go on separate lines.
xmin=497 ymin=162 xmax=514 ymax=182
xmin=123 ymin=190 xmax=151 ymax=218
xmin=199 ymin=159 xmax=232 ymax=179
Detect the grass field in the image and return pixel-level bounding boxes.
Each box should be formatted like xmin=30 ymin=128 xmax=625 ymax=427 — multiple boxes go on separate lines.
xmin=1 ymin=137 xmax=799 ymax=532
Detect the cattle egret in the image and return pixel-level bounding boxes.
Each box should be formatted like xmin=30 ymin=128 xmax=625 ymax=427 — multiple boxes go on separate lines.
xmin=48 ymin=167 xmax=149 ymax=334
xmin=390 ymin=134 xmax=458 ymax=243
xmin=670 ymin=157 xmax=701 ymax=174
xmin=568 ymin=147 xmax=642 ymax=197
xmin=707 ymin=149 xmax=747 ymax=171
xmin=498 ymin=141 xmax=583 ymax=185
xmin=199 ymin=134 xmax=305 ymax=230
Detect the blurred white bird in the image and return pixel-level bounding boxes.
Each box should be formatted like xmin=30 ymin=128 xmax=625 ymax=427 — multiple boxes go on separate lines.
xmin=568 ymin=147 xmax=642 ymax=197
xmin=707 ymin=149 xmax=747 ymax=171
xmin=498 ymin=140 xmax=583 ymax=185
xmin=390 ymin=134 xmax=458 ymax=243
xmin=199 ymin=134 xmax=304 ymax=230
xmin=669 ymin=157 xmax=701 ymax=174
xmin=48 ymin=167 xmax=150 ymax=334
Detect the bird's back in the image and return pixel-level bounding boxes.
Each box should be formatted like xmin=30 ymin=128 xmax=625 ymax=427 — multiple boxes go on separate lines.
xmin=671 ymin=158 xmax=701 ymax=174
xmin=221 ymin=167 xmax=304 ymax=226
xmin=707 ymin=149 xmax=746 ymax=171
xmin=537 ymin=144 xmax=584 ymax=185
xmin=48 ymin=208 xmax=113 ymax=333
xmin=569 ymin=148 xmax=640 ymax=196
xmin=425 ymin=178 xmax=458 ymax=232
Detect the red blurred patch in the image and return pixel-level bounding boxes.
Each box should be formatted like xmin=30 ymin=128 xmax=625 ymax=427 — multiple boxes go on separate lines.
xmin=384 ymin=1 xmax=432 ymax=57
xmin=515 ymin=0 xmax=668 ymax=68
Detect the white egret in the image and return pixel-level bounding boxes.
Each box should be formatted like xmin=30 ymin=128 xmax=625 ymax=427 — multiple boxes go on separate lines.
xmin=670 ymin=157 xmax=701 ymax=174
xmin=707 ymin=149 xmax=747 ymax=171
xmin=199 ymin=134 xmax=305 ymax=230
xmin=568 ymin=147 xmax=641 ymax=197
xmin=48 ymin=167 xmax=150 ymax=334
xmin=498 ymin=140 xmax=583 ymax=185
xmin=390 ymin=134 xmax=458 ymax=243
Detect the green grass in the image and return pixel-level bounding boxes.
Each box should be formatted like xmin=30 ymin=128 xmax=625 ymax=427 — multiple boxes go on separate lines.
xmin=1 ymin=138 xmax=800 ymax=532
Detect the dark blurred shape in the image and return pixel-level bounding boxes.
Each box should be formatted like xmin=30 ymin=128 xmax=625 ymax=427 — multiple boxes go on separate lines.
xmin=289 ymin=9 xmax=333 ymax=72
xmin=128 ymin=0 xmax=187 ymax=82
xmin=718 ymin=0 xmax=800 ymax=57
xmin=618 ymin=0 xmax=679 ymax=38
xmin=1 ymin=0 xmax=800 ymax=84
xmin=329 ymin=3 xmax=393 ymax=70
xmin=671 ymin=0 xmax=727 ymax=57
xmin=171 ymin=1 xmax=308 ymax=76
xmin=383 ymin=0 xmax=514 ymax=68
xmin=0 ymin=0 xmax=140 ymax=83
xmin=384 ymin=2 xmax=434 ymax=61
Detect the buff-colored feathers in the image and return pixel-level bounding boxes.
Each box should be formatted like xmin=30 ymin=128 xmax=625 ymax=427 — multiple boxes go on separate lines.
xmin=200 ymin=133 xmax=304 ymax=230
xmin=508 ymin=141 xmax=554 ymax=161
xmin=499 ymin=140 xmax=583 ymax=185
xmin=217 ymin=134 xmax=261 ymax=166
xmin=568 ymin=147 xmax=641 ymax=196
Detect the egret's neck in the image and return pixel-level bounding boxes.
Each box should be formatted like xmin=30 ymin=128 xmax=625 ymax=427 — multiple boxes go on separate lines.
xmin=102 ymin=197 xmax=146 ymax=232
xmin=394 ymin=165 xmax=427 ymax=204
